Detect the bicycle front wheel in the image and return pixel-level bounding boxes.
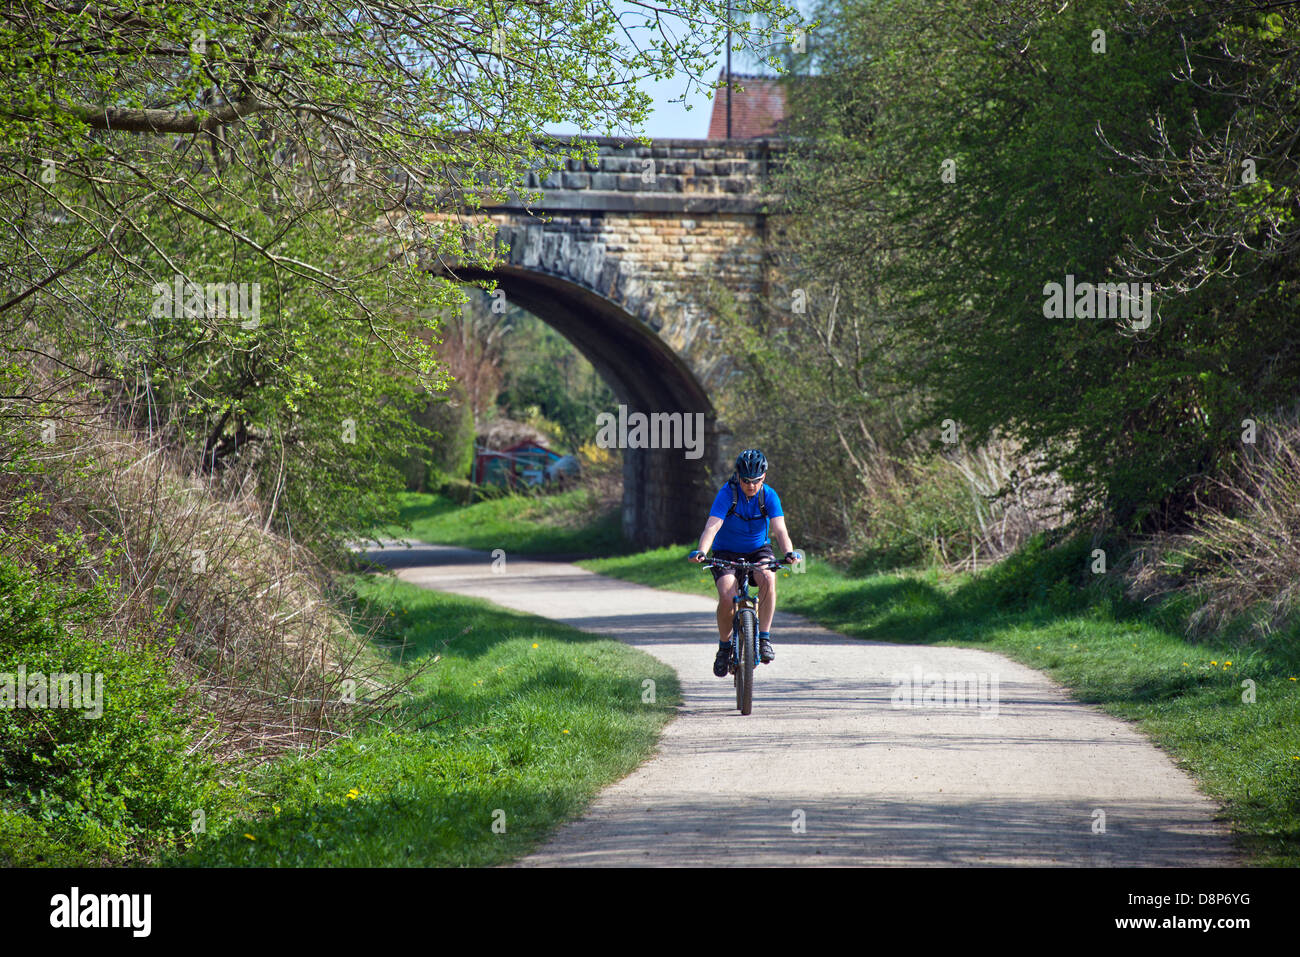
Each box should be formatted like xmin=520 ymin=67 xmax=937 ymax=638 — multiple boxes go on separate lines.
xmin=733 ymin=640 xmax=741 ymax=708
xmin=737 ymin=608 xmax=757 ymax=715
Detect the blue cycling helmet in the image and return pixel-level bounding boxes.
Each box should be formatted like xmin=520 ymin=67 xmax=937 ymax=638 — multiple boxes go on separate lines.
xmin=735 ymin=448 xmax=768 ymax=479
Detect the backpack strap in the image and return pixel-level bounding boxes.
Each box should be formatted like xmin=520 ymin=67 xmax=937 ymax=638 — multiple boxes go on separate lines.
xmin=724 ymin=478 xmax=769 ymax=519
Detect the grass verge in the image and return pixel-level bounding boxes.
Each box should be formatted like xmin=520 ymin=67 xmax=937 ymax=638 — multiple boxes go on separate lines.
xmin=176 ymin=573 xmax=678 ymax=866
xmin=579 ymin=538 xmax=1300 ymax=866
xmin=376 ymin=490 xmax=628 ymax=557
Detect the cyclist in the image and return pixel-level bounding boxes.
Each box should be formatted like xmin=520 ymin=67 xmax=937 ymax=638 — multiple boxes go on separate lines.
xmin=687 ymin=448 xmax=802 ymax=677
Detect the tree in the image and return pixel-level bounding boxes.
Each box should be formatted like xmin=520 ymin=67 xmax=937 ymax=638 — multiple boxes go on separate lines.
xmin=0 ymin=0 xmax=805 ymax=550
xmin=1103 ymin=1 xmax=1300 ymax=297
xmin=774 ymin=0 xmax=1300 ymax=534
xmin=0 ymin=0 xmax=804 ymax=331
xmin=496 ymin=311 xmax=615 ymax=453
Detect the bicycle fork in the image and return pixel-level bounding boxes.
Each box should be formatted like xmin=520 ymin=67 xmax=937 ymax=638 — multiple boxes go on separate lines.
xmin=730 ymin=594 xmax=759 ymax=672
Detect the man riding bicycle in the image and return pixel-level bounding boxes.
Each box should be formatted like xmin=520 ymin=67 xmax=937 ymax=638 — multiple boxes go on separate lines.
xmin=687 ymin=449 xmax=802 ymax=677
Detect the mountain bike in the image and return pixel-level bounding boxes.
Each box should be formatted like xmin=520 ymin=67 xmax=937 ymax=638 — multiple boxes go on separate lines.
xmin=701 ymin=556 xmax=789 ymax=715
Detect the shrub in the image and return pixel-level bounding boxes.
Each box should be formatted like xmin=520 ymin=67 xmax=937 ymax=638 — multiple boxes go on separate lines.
xmin=1127 ymin=408 xmax=1300 ymax=648
xmin=0 ymin=548 xmax=220 ymax=863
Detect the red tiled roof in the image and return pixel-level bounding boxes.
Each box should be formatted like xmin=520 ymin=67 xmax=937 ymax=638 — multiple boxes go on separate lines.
xmin=708 ymin=71 xmax=785 ymax=139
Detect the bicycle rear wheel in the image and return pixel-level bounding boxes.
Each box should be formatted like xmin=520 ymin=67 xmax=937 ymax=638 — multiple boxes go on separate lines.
xmin=737 ymin=608 xmax=757 ymax=715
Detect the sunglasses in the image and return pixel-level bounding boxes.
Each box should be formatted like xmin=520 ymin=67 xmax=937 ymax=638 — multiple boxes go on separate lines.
xmin=739 ymin=475 xmax=766 ymax=485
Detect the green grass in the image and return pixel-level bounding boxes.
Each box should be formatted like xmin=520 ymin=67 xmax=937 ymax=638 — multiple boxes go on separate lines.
xmin=361 ymin=492 xmax=1300 ymax=866
xmin=376 ymin=489 xmax=629 ymax=556
xmin=579 ymin=539 xmax=1300 ymax=866
xmin=176 ymin=575 xmax=678 ymax=866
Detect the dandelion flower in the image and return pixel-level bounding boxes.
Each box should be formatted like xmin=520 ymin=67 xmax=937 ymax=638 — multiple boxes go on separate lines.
xmin=532 ymin=643 xmax=539 ymax=649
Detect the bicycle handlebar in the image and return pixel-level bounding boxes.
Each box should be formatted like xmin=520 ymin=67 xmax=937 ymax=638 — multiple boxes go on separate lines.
xmin=698 ymin=556 xmax=789 ymax=571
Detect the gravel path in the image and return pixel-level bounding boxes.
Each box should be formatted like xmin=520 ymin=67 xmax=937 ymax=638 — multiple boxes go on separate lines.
xmin=367 ymin=542 xmax=1242 ymax=867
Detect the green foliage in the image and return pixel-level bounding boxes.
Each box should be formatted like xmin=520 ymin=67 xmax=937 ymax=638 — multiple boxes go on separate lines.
xmin=0 ymin=415 xmax=224 ymax=865
xmin=856 ymin=456 xmax=996 ymax=571
xmin=405 ymin=380 xmax=477 ymax=490
xmin=779 ymin=0 xmax=1300 ymax=533
xmin=0 ymin=549 xmax=220 ymax=864
xmin=432 ymin=476 xmax=510 ymax=505
xmin=51 ymin=178 xmax=448 ymax=558
xmin=950 ymin=532 xmax=1101 ymax=616
xmin=497 ymin=313 xmax=616 ymax=453
xmin=1 ymin=0 xmax=803 ymax=342
xmin=0 ymin=807 xmax=86 ymax=866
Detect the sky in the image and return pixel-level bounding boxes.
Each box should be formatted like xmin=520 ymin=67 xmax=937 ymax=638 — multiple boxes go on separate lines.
xmin=544 ymin=71 xmax=726 ymax=140
xmin=542 ymin=0 xmax=814 ymax=140
xmin=542 ymin=50 xmax=755 ymax=141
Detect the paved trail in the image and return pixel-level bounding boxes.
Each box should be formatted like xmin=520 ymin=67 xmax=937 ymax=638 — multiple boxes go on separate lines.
xmin=368 ymin=543 xmax=1241 ymax=867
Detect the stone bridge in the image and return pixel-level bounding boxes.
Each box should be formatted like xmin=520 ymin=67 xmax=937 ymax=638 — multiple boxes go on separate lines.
xmin=424 ymin=136 xmax=786 ymax=548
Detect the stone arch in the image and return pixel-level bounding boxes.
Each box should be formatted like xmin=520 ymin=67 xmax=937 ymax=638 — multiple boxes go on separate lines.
xmin=454 ymin=263 xmax=721 ymax=548
xmin=420 ymin=136 xmax=782 ymax=547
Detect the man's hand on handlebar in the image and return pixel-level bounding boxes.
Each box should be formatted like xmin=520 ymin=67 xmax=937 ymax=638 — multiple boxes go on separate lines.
xmin=697 ymin=556 xmax=792 ymax=571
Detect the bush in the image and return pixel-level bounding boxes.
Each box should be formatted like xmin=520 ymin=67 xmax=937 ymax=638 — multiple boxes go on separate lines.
xmin=952 ymin=532 xmax=1103 ymax=616
xmin=432 ymin=476 xmax=509 ymax=504
xmin=0 ymin=549 xmax=220 ymax=863
xmin=0 ymin=357 xmax=410 ymax=863
xmin=1126 ymin=408 xmax=1300 ymax=648
xmin=404 ymin=380 xmax=476 ymax=491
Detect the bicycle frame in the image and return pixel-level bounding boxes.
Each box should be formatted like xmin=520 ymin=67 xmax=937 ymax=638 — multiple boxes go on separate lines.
xmin=701 ymin=557 xmax=786 ymax=714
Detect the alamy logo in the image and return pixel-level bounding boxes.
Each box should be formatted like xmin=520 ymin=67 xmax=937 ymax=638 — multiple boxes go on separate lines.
xmin=595 ymin=405 xmax=705 ymax=460
xmin=150 ymin=276 xmax=261 ymax=328
xmin=0 ymin=666 xmax=103 ymax=719
xmin=890 ymin=665 xmax=999 ymax=718
xmin=50 ymin=887 xmax=151 ymax=937
xmin=1042 ymin=274 xmax=1152 ymax=329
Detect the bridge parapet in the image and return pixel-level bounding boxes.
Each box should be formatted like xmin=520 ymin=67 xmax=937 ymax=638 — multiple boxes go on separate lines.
xmin=500 ymin=137 xmax=784 ymax=215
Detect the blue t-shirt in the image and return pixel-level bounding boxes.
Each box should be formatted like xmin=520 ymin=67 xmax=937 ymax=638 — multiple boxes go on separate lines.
xmin=708 ymin=482 xmax=784 ymax=552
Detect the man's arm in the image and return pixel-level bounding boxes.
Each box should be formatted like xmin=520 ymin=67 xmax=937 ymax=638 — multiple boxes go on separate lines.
xmin=769 ymin=516 xmax=797 ymax=558
xmin=696 ymin=515 xmax=724 ymax=555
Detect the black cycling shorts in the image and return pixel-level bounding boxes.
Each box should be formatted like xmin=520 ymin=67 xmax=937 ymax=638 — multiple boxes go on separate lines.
xmin=709 ymin=544 xmax=776 ymax=585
